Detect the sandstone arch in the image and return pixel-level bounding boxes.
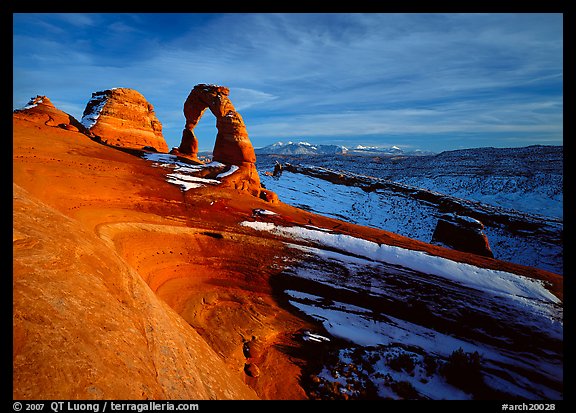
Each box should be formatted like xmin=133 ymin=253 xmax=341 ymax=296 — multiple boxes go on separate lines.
xmin=177 ymin=84 xmax=256 ymax=165
xmin=175 ymin=84 xmax=268 ymax=198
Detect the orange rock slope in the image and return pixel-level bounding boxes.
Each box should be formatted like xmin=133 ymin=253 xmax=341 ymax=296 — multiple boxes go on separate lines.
xmin=12 ymin=97 xmax=562 ymax=400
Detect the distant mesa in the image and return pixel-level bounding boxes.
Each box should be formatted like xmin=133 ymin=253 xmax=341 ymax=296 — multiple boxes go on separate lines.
xmin=81 ymin=88 xmax=168 ymax=153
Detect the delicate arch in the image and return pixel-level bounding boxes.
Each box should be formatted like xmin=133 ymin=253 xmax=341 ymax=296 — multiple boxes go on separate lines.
xmin=178 ymin=84 xmax=256 ymax=166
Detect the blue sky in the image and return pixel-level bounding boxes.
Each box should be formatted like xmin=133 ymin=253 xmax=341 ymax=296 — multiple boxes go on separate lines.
xmin=13 ymin=13 xmax=563 ymax=152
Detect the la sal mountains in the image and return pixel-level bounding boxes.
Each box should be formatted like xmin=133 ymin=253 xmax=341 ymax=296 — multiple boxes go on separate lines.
xmin=255 ymin=141 xmax=435 ymax=156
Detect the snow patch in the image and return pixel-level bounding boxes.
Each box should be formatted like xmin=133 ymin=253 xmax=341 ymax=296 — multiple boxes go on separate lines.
xmin=253 ymin=209 xmax=277 ymax=216
xmin=239 ymin=221 xmax=560 ymax=306
xmin=23 ymin=100 xmax=42 ymax=110
xmin=216 ymin=165 xmax=239 ymax=179
xmin=281 ymin=238 xmax=562 ymax=399
xmin=141 ymin=153 xmax=241 ymax=192
xmin=166 ymin=177 xmax=205 ymax=191
xmin=81 ymin=94 xmax=108 ymax=129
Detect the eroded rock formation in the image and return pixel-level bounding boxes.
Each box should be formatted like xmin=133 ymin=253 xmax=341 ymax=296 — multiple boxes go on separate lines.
xmin=175 ymin=84 xmax=263 ymax=197
xmin=431 ymin=213 xmax=494 ymax=258
xmin=14 ymin=95 xmax=87 ymax=133
xmin=177 ymin=84 xmax=255 ymax=164
xmin=81 ymin=88 xmax=168 ymax=152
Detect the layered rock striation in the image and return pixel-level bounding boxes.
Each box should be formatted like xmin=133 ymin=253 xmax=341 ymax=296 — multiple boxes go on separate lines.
xmin=81 ymin=88 xmax=168 ymax=152
xmin=13 ymin=100 xmax=563 ymax=399
xmin=13 ymin=184 xmax=259 ymax=400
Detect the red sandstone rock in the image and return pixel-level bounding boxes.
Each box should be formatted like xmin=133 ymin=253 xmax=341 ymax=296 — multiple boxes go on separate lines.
xmin=259 ymin=188 xmax=279 ymax=204
xmin=14 ymin=95 xmax=87 ymax=132
xmin=81 ymin=88 xmax=168 ymax=152
xmin=178 ymin=84 xmax=265 ymax=196
xmin=179 ymin=84 xmax=257 ymax=165
xmin=13 ymin=183 xmax=259 ymax=400
xmin=12 ymin=110 xmax=563 ymax=400
xmin=244 ymin=363 xmax=261 ymax=378
xmin=12 ymin=112 xmax=312 ymax=400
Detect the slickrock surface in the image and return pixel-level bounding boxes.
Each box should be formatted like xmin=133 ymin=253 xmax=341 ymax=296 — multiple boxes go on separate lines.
xmin=81 ymin=88 xmax=168 ymax=153
xmin=13 ymin=183 xmax=258 ymax=400
xmin=13 ymin=100 xmax=562 ymax=400
xmin=13 ymin=104 xmax=313 ymax=400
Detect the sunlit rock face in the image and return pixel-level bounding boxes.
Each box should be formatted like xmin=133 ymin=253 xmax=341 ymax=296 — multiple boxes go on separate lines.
xmin=81 ymin=88 xmax=168 ymax=153
xmin=14 ymin=95 xmax=87 ymax=133
xmin=176 ymin=84 xmax=262 ymax=197
xmin=178 ymin=84 xmax=256 ymax=165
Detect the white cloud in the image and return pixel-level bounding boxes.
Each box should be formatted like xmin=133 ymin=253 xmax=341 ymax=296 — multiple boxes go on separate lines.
xmin=52 ymin=13 xmax=97 ymax=28
xmin=231 ymin=88 xmax=278 ymax=111
xmin=246 ymin=97 xmax=563 ymax=139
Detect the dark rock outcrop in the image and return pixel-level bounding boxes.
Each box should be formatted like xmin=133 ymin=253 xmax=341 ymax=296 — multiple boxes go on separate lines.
xmin=431 ymin=213 xmax=493 ymax=258
xmin=244 ymin=363 xmax=261 ymax=378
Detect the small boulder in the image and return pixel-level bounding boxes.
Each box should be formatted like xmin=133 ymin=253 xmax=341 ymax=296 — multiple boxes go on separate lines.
xmin=431 ymin=213 xmax=494 ymax=258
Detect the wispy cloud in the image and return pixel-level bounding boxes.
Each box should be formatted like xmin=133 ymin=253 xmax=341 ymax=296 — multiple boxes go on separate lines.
xmin=247 ymin=102 xmax=563 ymax=137
xmin=13 ymin=13 xmax=563 ymax=151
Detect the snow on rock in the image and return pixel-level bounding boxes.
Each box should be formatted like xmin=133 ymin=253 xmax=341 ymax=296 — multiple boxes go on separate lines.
xmin=166 ymin=176 xmax=205 ymax=191
xmin=17 ymin=96 xmax=55 ymax=111
xmin=80 ymin=88 xmax=168 ymax=152
xmin=81 ymin=93 xmax=108 ymax=129
xmin=22 ymin=99 xmax=42 ymax=110
xmin=216 ymin=165 xmax=239 ymax=179
xmin=141 ymin=152 xmax=243 ymax=192
xmin=257 ymin=152 xmax=563 ymax=274
xmin=247 ymin=220 xmax=563 ymax=399
xmin=240 ymin=221 xmax=560 ymax=305
xmin=431 ymin=213 xmax=493 ymax=258
xmin=165 ymin=173 xmax=220 ymax=191
xmin=252 ymin=209 xmax=277 ymax=217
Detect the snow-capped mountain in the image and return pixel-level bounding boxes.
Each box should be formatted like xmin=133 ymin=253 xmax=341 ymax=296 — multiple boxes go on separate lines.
xmin=349 ymin=144 xmax=403 ymax=155
xmin=255 ymin=141 xmax=347 ymax=155
xmin=255 ymin=141 xmax=433 ymax=156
